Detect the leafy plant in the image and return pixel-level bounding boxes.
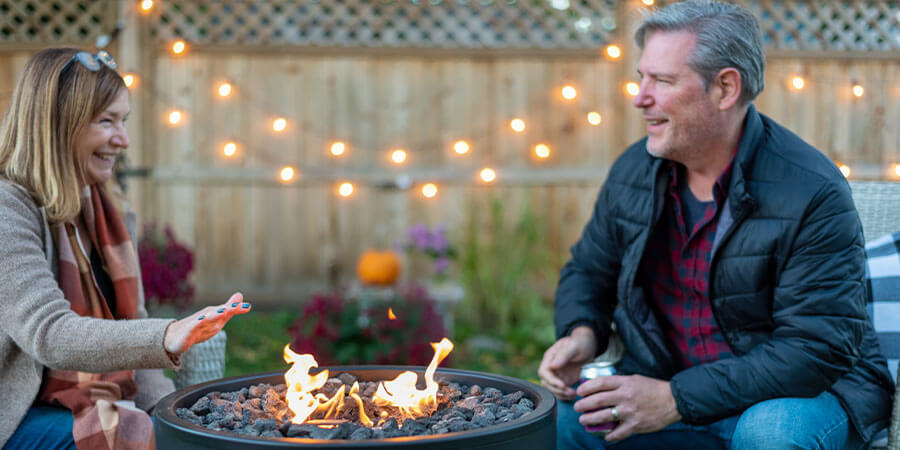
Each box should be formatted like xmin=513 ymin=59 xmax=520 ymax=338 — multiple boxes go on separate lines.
xmin=138 ymin=223 xmax=194 ymax=312
xmin=287 ymin=284 xmax=447 ymax=366
xmin=456 ymin=195 xmax=562 ymax=381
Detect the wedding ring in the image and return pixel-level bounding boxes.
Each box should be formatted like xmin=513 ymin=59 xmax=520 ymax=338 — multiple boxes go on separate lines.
xmin=610 ymin=406 xmax=620 ymax=421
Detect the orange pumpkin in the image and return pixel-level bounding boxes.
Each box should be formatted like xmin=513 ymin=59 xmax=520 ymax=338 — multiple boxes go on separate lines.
xmin=356 ymin=250 xmax=401 ymax=285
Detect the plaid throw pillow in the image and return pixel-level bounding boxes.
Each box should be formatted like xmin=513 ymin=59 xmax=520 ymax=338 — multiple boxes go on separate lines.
xmin=865 ymin=232 xmax=900 ymax=380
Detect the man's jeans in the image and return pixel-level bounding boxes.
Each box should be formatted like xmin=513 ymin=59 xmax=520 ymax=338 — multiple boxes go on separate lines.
xmin=558 ymin=390 xmax=867 ymax=449
xmin=4 ymin=405 xmax=75 ymax=450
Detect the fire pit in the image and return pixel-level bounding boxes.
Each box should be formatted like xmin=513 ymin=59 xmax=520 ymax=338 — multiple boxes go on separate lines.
xmin=153 ymin=366 xmax=556 ymax=449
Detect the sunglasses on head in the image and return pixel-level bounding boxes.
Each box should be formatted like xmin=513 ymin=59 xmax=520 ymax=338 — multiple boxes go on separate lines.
xmin=63 ymin=50 xmax=118 ymax=72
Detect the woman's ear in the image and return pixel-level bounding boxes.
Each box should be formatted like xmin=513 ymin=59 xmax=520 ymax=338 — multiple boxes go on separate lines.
xmin=714 ymin=68 xmax=742 ymax=110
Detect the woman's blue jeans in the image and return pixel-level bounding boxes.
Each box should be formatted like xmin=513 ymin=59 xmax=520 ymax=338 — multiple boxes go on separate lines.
xmin=4 ymin=405 xmax=75 ymax=450
xmin=557 ymin=390 xmax=868 ymax=450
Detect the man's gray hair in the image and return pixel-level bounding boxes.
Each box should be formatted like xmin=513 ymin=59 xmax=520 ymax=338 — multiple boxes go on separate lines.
xmin=634 ymin=0 xmax=765 ymax=105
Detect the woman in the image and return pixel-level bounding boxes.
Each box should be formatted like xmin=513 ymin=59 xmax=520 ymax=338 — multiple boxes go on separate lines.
xmin=0 ymin=48 xmax=250 ymax=449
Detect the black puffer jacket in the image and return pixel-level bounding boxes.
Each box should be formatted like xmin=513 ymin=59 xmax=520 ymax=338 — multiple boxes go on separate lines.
xmin=554 ymin=105 xmax=894 ymax=441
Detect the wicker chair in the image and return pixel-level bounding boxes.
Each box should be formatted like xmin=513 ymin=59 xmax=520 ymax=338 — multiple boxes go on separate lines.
xmin=850 ymin=181 xmax=900 ymax=450
xmin=172 ymin=330 xmax=227 ymax=390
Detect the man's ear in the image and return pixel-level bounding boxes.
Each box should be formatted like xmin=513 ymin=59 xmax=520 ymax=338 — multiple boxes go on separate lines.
xmin=713 ymin=68 xmax=742 ymax=110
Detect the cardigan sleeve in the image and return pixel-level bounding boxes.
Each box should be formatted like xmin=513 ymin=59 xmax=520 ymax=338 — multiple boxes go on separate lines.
xmin=0 ymin=182 xmax=178 ymax=372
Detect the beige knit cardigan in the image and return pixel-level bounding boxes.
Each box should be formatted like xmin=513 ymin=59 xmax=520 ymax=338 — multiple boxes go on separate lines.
xmin=0 ymin=179 xmax=179 ymax=447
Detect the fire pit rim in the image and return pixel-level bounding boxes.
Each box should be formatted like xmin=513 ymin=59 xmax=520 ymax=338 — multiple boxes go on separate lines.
xmin=154 ymin=366 xmax=556 ymax=448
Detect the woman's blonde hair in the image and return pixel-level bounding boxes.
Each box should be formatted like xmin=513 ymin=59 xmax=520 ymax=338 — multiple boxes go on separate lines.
xmin=0 ymin=47 xmax=126 ymax=223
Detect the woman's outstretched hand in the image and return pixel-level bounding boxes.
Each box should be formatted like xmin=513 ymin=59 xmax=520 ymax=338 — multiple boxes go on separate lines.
xmin=163 ymin=293 xmax=251 ymax=355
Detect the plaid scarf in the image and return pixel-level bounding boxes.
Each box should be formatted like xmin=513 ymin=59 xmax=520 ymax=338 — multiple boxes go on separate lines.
xmin=39 ymin=185 xmax=154 ymax=450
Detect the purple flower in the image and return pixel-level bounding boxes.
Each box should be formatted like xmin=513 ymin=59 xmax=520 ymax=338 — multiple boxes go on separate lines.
xmin=433 ymin=257 xmax=450 ymax=274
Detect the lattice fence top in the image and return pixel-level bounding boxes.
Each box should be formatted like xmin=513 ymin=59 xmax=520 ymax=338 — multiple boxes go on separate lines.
xmin=746 ymin=0 xmax=900 ymax=51
xmin=151 ymin=0 xmax=618 ymax=49
xmin=0 ymin=0 xmax=118 ymax=45
xmin=0 ymin=0 xmax=898 ymax=52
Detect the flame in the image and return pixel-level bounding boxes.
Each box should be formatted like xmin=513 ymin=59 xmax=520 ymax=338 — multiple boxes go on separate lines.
xmin=388 ymin=308 xmax=397 ymax=320
xmin=372 ymin=338 xmax=454 ymax=420
xmin=282 ymin=338 xmax=453 ymax=426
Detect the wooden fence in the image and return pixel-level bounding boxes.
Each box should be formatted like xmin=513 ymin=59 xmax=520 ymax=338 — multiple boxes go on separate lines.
xmin=1 ymin=0 xmax=898 ymax=305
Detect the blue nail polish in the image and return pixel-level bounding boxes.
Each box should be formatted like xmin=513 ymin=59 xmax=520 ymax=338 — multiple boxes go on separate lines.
xmin=242 ymin=303 xmax=250 ymax=309
xmin=232 ymin=303 xmax=239 ymax=307
xmin=217 ymin=308 xmax=225 ymax=313
xmin=198 ymin=315 xmax=205 ymax=320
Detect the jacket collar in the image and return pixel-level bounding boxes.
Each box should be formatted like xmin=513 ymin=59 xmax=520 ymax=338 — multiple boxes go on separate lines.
xmin=726 ymin=104 xmax=764 ymax=217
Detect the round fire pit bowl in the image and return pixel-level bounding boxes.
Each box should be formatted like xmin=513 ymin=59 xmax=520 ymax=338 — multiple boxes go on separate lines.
xmin=154 ymin=366 xmax=556 ymax=449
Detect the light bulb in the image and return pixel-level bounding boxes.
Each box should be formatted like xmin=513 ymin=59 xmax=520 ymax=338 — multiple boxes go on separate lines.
xmin=422 ymin=183 xmax=438 ymax=198
xmin=223 ymin=142 xmax=237 ymax=157
xmin=279 ymin=166 xmax=296 ymax=182
xmin=535 ymin=144 xmax=550 ymax=159
xmin=510 ymin=118 xmax=526 ymax=132
xmin=453 ymin=140 xmax=470 ymax=155
xmin=172 ymin=40 xmax=186 ymax=55
xmin=168 ymin=110 xmax=182 ymax=125
xmin=330 ymin=142 xmax=346 ymax=156
xmin=480 ymin=168 xmax=496 ymax=183
xmin=122 ymin=73 xmax=136 ymax=88
xmin=605 ymin=45 xmax=621 ymax=60
xmin=338 ymin=182 xmax=354 ymax=197
xmin=391 ymin=149 xmax=407 ymax=164
xmin=587 ymin=112 xmax=602 ymax=126
xmin=272 ymin=118 xmax=287 ymax=132
xmin=561 ymin=85 xmax=577 ymax=100
xmin=625 ymin=82 xmax=640 ymax=96
xmin=218 ymin=82 xmax=232 ymax=97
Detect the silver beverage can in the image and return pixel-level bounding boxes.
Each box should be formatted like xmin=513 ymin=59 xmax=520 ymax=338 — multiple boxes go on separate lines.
xmin=578 ymin=361 xmax=617 ymax=436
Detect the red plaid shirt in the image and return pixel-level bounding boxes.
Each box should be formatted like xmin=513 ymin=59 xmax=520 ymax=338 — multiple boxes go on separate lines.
xmin=640 ymin=161 xmax=734 ymax=369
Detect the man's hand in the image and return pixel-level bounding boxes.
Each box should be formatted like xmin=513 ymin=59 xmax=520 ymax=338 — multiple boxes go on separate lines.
xmin=574 ymin=374 xmax=682 ymax=442
xmin=537 ymin=326 xmax=597 ymax=401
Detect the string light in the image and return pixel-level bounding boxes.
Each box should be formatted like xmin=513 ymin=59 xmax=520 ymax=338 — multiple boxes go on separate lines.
xmin=279 ymin=166 xmax=296 ymax=183
xmin=391 ymin=149 xmax=407 ymax=164
xmin=272 ymin=118 xmax=287 ymax=132
xmin=122 ymin=73 xmax=136 ymax=88
xmin=479 ymin=168 xmax=497 ymax=183
xmin=851 ymin=82 xmax=864 ymax=98
xmin=641 ymin=0 xmax=655 ymax=5
xmin=587 ymin=111 xmax=602 ymax=126
xmin=422 ymin=183 xmax=438 ymax=198
xmin=223 ymin=141 xmax=237 ymax=157
xmin=167 ymin=110 xmax=182 ymax=125
xmin=625 ymin=82 xmax=640 ymax=97
xmin=534 ymin=144 xmax=551 ymax=159
xmin=172 ymin=40 xmax=186 ymax=55
xmin=140 ymin=0 xmax=153 ymax=12
xmin=893 ymin=164 xmax=900 ymax=178
xmin=838 ymin=163 xmax=851 ymax=178
xmin=330 ymin=142 xmax=346 ymax=156
xmin=338 ymin=182 xmax=354 ymax=197
xmin=218 ymin=82 xmax=232 ymax=97
xmin=605 ymin=45 xmax=622 ymax=60
xmin=510 ymin=118 xmax=526 ymax=132
xmin=453 ymin=140 xmax=470 ymax=155
xmin=561 ymin=85 xmax=577 ymax=100
xmin=790 ymin=76 xmax=806 ymax=90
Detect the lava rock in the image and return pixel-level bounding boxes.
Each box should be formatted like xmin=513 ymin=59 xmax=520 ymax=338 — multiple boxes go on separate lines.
xmin=519 ymin=398 xmax=534 ymax=410
xmin=402 ymin=419 xmax=427 ymax=435
xmin=190 ymin=397 xmax=211 ymax=416
xmin=252 ymin=419 xmax=279 ymax=433
xmin=349 ymin=427 xmax=373 ymax=440
xmin=338 ymin=372 xmax=358 ymax=385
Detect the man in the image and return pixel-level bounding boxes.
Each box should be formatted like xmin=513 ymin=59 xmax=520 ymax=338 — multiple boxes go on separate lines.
xmin=537 ymin=1 xmax=894 ymax=449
